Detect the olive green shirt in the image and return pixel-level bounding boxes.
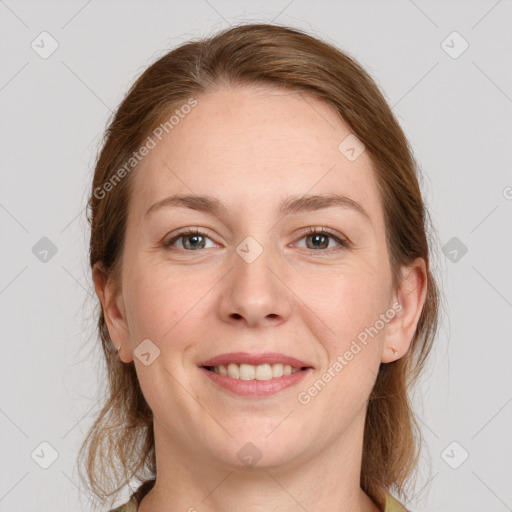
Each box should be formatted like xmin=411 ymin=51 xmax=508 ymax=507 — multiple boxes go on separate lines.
xmin=110 ymin=483 xmax=409 ymax=511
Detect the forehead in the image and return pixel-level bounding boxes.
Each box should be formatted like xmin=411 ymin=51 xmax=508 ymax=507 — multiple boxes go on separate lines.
xmin=130 ymin=85 xmax=383 ymax=226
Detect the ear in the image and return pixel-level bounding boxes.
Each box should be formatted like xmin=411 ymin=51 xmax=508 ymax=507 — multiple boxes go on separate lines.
xmin=381 ymin=257 xmax=428 ymax=363
xmin=92 ymin=263 xmax=133 ymax=363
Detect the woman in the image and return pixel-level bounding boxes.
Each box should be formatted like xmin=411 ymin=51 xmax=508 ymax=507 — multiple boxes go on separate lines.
xmin=80 ymin=23 xmax=440 ymax=512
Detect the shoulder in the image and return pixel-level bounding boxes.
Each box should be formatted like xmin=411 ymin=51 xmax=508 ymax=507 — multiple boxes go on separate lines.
xmin=108 ymin=479 xmax=155 ymax=512
xmin=109 ymin=496 xmax=138 ymax=512
xmin=109 ymin=486 xmax=408 ymax=512
xmin=384 ymin=492 xmax=410 ymax=512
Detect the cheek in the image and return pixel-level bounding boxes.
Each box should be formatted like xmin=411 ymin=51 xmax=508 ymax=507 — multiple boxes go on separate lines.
xmin=295 ymin=264 xmax=390 ymax=346
xmin=122 ymin=261 xmax=217 ymax=350
xmin=295 ymin=272 xmax=387 ymax=420
xmin=122 ymin=265 xmax=182 ymax=342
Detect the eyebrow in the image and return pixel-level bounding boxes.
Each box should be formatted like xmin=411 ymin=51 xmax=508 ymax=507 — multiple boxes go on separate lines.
xmin=144 ymin=193 xmax=371 ymax=222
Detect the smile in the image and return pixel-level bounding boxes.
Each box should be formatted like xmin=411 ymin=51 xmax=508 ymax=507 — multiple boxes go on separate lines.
xmin=204 ymin=363 xmax=303 ymax=380
xmin=199 ymin=367 xmax=313 ymax=398
xmin=197 ymin=352 xmax=313 ymax=397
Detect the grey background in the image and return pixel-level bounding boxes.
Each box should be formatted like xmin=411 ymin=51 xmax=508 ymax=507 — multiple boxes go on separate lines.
xmin=1 ymin=1 xmax=511 ymax=511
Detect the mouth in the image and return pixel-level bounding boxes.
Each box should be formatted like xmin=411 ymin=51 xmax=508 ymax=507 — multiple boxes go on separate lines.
xmin=197 ymin=352 xmax=313 ymax=397
xmin=202 ymin=363 xmax=310 ymax=380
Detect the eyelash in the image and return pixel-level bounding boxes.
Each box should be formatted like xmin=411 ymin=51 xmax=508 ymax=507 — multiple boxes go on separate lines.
xmin=161 ymin=226 xmax=350 ymax=255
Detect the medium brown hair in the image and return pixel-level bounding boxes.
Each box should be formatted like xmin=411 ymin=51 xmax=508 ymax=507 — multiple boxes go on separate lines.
xmin=80 ymin=22 xmax=441 ymax=510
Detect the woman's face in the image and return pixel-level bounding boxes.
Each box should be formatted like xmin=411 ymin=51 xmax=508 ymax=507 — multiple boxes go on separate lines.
xmin=105 ymin=85 xmax=413 ymax=470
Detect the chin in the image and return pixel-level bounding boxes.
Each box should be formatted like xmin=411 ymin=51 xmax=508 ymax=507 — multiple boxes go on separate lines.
xmin=212 ymin=426 xmax=309 ymax=471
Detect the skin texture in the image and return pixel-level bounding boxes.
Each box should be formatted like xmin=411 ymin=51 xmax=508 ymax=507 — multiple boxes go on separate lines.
xmin=94 ymin=85 xmax=427 ymax=512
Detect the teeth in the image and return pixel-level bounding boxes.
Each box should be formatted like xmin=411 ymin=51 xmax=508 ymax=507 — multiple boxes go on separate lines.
xmin=227 ymin=363 xmax=240 ymax=379
xmin=239 ymin=363 xmax=255 ymax=380
xmin=210 ymin=363 xmax=301 ymax=380
xmin=272 ymin=363 xmax=284 ymax=378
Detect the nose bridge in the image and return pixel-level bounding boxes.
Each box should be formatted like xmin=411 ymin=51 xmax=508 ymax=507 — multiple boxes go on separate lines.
xmin=219 ymin=233 xmax=291 ymax=326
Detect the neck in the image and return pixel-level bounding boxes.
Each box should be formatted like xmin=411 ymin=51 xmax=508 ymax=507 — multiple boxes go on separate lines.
xmin=139 ymin=409 xmax=381 ymax=512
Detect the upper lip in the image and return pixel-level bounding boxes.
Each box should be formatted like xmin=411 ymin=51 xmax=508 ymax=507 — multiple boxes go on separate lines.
xmin=198 ymin=352 xmax=313 ymax=369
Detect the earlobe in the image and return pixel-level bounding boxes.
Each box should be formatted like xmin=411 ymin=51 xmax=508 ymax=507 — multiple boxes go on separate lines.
xmin=92 ymin=263 xmax=133 ymax=363
xmin=381 ymin=258 xmax=428 ymax=364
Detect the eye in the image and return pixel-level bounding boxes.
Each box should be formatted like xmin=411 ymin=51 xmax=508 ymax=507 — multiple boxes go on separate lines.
xmin=161 ymin=226 xmax=350 ymax=253
xmin=294 ymin=227 xmax=349 ymax=254
xmin=162 ymin=228 xmax=217 ymax=251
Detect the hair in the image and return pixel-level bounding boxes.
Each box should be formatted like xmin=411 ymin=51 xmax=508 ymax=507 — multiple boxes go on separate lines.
xmin=79 ymin=22 xmax=441 ymax=511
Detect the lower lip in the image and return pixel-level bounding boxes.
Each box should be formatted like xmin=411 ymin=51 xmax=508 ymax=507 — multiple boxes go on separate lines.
xmin=198 ymin=367 xmax=312 ymax=397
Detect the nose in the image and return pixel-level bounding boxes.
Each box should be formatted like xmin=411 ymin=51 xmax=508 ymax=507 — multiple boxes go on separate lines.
xmin=218 ymin=241 xmax=292 ymax=328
